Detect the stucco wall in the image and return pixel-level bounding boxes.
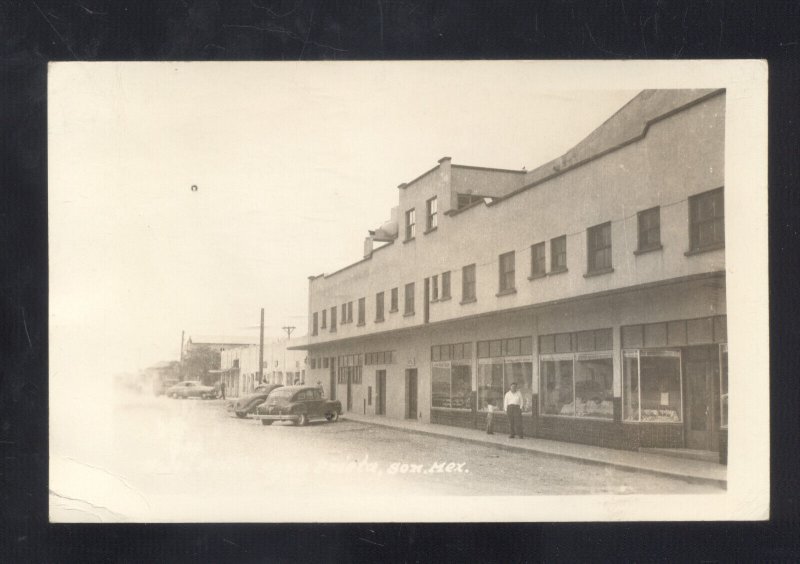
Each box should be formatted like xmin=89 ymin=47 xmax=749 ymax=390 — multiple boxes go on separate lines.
xmin=305 ymin=277 xmax=725 ymax=426
xmin=307 ymin=92 xmax=725 ymax=347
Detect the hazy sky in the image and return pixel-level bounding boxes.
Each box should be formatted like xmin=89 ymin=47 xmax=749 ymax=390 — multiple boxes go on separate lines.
xmin=49 ymin=62 xmax=638 ymax=379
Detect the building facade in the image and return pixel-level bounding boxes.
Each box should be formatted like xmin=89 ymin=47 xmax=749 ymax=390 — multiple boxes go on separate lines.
xmin=219 ymin=340 xmax=307 ymax=397
xmin=296 ymin=90 xmax=728 ymax=460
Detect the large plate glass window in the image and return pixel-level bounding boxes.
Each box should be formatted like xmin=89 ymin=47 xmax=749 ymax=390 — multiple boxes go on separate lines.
xmin=622 ymin=349 xmax=682 ymax=422
xmin=477 ymin=337 xmax=533 ymax=412
xmin=430 ymin=343 xmax=473 ymax=409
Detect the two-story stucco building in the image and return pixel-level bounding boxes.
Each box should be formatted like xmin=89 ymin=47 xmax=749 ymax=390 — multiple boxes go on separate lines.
xmin=294 ymin=89 xmax=728 ymax=461
xmin=219 ymin=339 xmax=308 ymax=397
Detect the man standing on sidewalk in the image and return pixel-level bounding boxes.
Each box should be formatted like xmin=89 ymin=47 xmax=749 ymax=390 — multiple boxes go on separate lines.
xmin=504 ymin=382 xmax=523 ymax=439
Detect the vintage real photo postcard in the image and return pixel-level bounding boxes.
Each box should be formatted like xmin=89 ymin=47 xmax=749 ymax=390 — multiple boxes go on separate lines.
xmin=48 ymin=60 xmax=768 ymax=522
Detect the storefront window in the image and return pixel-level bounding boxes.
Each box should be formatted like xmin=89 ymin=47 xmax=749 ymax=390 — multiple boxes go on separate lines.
xmin=431 ymin=361 xmax=473 ymax=409
xmin=720 ymin=343 xmax=728 ymax=429
xmin=540 ymin=355 xmax=574 ymax=416
xmin=478 ymin=360 xmax=504 ymax=411
xmin=574 ymin=353 xmax=613 ymax=418
xmin=505 ymin=358 xmax=534 ymax=413
xmin=622 ymin=350 xmax=682 ymax=422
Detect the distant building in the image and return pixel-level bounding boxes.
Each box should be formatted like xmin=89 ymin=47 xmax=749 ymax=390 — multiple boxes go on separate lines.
xmin=294 ymin=89 xmax=728 ymax=460
xmin=183 ymin=335 xmax=260 ymax=355
xmin=219 ymin=339 xmax=307 ymax=398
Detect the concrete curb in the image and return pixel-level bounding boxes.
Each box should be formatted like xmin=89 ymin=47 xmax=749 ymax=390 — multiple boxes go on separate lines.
xmin=342 ymin=416 xmax=727 ymax=489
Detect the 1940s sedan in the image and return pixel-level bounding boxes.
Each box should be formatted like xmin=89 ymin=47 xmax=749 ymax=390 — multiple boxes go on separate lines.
xmin=254 ymin=386 xmax=341 ymax=426
xmin=229 ymin=383 xmax=282 ymax=418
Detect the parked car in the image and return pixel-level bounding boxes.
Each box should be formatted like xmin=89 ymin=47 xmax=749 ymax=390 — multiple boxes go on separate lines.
xmin=229 ymin=384 xmax=283 ymax=418
xmin=254 ymin=385 xmax=341 ymax=426
xmin=154 ymin=378 xmax=179 ymax=396
xmin=165 ymin=380 xmax=216 ymax=399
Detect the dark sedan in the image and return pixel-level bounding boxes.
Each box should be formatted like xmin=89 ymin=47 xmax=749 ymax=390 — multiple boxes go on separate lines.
xmin=229 ymin=384 xmax=282 ymax=418
xmin=254 ymin=386 xmax=341 ymax=426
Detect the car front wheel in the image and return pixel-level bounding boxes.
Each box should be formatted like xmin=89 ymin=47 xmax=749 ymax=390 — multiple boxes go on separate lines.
xmin=296 ymin=413 xmax=308 ymax=426
xmin=261 ymin=419 xmax=272 ymax=426
xmin=235 ymin=411 xmax=246 ymax=419
xmin=325 ymin=412 xmax=339 ymax=423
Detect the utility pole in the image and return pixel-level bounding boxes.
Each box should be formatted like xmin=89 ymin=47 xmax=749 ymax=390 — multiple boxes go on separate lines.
xmin=282 ymin=325 xmax=295 ymax=385
xmin=179 ymin=330 xmax=185 ymax=380
xmin=258 ymin=308 xmax=264 ymax=384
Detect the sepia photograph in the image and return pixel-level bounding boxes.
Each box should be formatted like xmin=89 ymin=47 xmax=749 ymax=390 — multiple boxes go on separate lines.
xmin=47 ymin=60 xmax=768 ymax=522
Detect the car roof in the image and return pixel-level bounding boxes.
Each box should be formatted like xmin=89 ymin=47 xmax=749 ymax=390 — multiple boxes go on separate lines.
xmin=275 ymin=385 xmax=317 ymax=392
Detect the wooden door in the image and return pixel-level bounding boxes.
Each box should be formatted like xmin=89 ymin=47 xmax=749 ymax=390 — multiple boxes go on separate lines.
xmin=406 ymin=369 xmax=418 ymax=419
xmin=376 ymin=370 xmax=386 ymax=415
xmin=683 ymin=346 xmax=719 ymax=451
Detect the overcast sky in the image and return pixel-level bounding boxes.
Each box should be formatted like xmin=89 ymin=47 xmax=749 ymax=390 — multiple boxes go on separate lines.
xmin=49 ymin=62 xmax=639 ymax=380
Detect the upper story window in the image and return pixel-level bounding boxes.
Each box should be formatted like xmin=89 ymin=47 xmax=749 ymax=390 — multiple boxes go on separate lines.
xmin=321 ymin=309 xmax=327 ymax=329
xmin=390 ymin=287 xmax=399 ymax=312
xmin=357 ymin=297 xmax=366 ymax=325
xmin=341 ymin=303 xmax=347 ymax=324
xmin=688 ymin=187 xmax=724 ymax=253
xmin=312 ymin=312 xmax=318 ymax=336
xmin=375 ymin=291 xmax=385 ymax=322
xmin=404 ymin=282 xmax=415 ymax=315
xmin=587 ymin=222 xmax=612 ymax=274
xmin=330 ymin=306 xmax=337 ymax=331
xmin=347 ymin=301 xmax=353 ymax=324
xmin=431 ymin=275 xmax=439 ymax=301
xmin=405 ymin=208 xmax=416 ymax=241
xmin=426 ymin=197 xmax=438 ymax=231
xmin=441 ymin=271 xmax=451 ymax=299
xmin=462 ymin=264 xmax=476 ymax=303
xmin=551 ymin=235 xmax=567 ymax=272
xmin=531 ymin=242 xmax=546 ymax=278
xmin=498 ymin=251 xmax=516 ymax=294
xmin=637 ymin=207 xmax=661 ymax=252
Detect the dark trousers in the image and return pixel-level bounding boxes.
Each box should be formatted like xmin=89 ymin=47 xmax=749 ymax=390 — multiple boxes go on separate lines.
xmin=507 ymin=405 xmax=523 ymax=437
xmin=485 ymin=412 xmax=494 ymax=434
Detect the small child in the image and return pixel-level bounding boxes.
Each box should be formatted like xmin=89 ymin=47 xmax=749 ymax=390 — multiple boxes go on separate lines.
xmin=486 ymin=401 xmax=496 ymax=435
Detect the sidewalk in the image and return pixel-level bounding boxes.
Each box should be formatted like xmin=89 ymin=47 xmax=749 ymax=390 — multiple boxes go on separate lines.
xmin=343 ymin=413 xmax=727 ymax=488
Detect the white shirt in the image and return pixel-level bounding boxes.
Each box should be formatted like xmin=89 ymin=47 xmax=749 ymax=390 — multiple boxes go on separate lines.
xmin=504 ymin=390 xmax=523 ymax=410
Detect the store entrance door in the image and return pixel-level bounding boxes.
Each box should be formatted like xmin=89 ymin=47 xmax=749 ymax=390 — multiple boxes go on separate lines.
xmin=376 ymin=370 xmax=386 ymax=416
xmin=683 ymin=345 xmax=719 ymax=451
xmin=346 ymin=368 xmax=353 ymax=412
xmin=329 ymin=358 xmax=336 ymax=401
xmin=406 ymin=369 xmax=418 ymax=419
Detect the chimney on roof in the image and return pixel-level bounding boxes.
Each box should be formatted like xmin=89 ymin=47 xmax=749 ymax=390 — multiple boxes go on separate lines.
xmin=364 ymin=235 xmax=374 ymax=258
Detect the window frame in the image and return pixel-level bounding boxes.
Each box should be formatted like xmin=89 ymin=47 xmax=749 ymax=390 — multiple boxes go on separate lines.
xmin=530 ymin=242 xmax=546 ymax=278
xmin=461 ymin=263 xmax=476 ymax=303
xmin=404 ymin=282 xmax=415 ymax=316
xmin=330 ymin=306 xmax=337 ymax=332
xmin=550 ymin=235 xmax=567 ymax=272
xmin=586 ymin=221 xmax=613 ymax=274
xmin=321 ymin=309 xmax=327 ymax=329
xmin=375 ymin=291 xmax=385 ymax=322
xmin=390 ymin=287 xmax=399 ymax=312
xmin=357 ymin=297 xmax=366 ymax=326
xmin=688 ymin=187 xmax=725 ymax=253
xmin=312 ymin=312 xmax=318 ymax=336
xmin=426 ymin=196 xmax=438 ymax=231
xmin=636 ymin=206 xmax=662 ymax=253
xmin=498 ymin=251 xmax=516 ymax=294
xmin=405 ymin=208 xmax=416 ymax=241
xmin=431 ymin=274 xmax=439 ymax=301
xmin=441 ymin=271 xmax=451 ymax=300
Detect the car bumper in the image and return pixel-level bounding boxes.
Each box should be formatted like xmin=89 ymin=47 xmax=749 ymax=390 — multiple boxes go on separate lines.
xmin=254 ymin=414 xmax=299 ymax=421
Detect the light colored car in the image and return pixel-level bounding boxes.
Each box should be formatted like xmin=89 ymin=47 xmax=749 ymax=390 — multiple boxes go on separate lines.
xmin=165 ymin=380 xmax=216 ymax=399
